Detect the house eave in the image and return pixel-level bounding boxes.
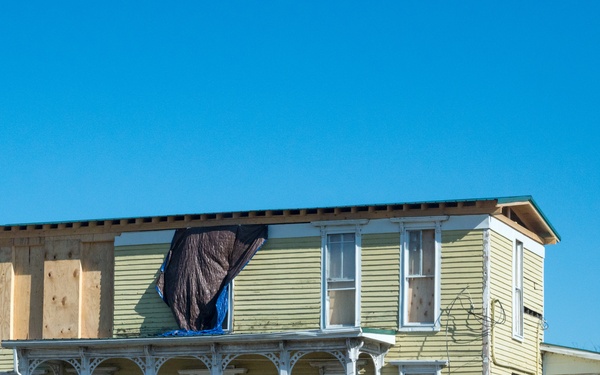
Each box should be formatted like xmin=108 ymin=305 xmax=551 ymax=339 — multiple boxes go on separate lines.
xmin=1 ymin=328 xmax=396 ymax=351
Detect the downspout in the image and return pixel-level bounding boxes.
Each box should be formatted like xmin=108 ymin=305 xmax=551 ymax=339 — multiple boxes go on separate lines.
xmin=491 ymin=299 xmax=541 ymax=375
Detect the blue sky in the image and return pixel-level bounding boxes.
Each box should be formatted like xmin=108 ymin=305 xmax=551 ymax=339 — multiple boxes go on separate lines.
xmin=1 ymin=1 xmax=599 ymax=350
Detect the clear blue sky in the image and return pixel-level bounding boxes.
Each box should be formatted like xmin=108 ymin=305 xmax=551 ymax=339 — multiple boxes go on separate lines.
xmin=1 ymin=1 xmax=599 ymax=350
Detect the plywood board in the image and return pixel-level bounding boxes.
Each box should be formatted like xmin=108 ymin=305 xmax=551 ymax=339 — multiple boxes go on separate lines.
xmin=13 ymin=245 xmax=44 ymax=339
xmin=0 ymin=246 xmax=14 ymax=341
xmin=407 ymin=277 xmax=435 ymax=323
xmin=42 ymin=239 xmax=81 ymax=339
xmin=81 ymin=241 xmax=114 ymax=338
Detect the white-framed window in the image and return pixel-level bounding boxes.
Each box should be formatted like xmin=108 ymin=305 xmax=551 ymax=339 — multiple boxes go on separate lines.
xmin=392 ymin=217 xmax=445 ymax=331
xmin=314 ymin=220 xmax=366 ymax=329
xmin=513 ymin=239 xmax=524 ymax=339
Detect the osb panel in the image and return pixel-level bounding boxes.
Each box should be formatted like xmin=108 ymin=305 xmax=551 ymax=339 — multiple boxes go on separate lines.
xmin=0 ymin=247 xmax=13 ymax=341
xmin=13 ymin=245 xmax=44 ymax=340
xmin=81 ymin=241 xmax=114 ymax=338
xmin=43 ymin=239 xmax=81 ymax=339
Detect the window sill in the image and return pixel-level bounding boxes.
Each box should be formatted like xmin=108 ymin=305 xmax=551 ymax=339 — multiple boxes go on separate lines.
xmin=398 ymin=325 xmax=440 ymax=333
xmin=512 ymin=334 xmax=524 ymax=342
xmin=321 ymin=326 xmax=360 ymax=333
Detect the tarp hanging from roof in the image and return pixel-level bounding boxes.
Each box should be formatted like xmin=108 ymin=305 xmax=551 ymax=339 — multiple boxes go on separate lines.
xmin=156 ymin=225 xmax=267 ymax=334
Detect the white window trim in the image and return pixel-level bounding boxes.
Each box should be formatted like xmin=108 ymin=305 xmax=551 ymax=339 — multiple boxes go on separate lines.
xmin=313 ymin=220 xmax=367 ymax=330
xmin=513 ymin=239 xmax=524 ymax=340
xmin=391 ymin=216 xmax=446 ymax=332
xmin=389 ymin=360 xmax=448 ymax=375
xmin=223 ymin=280 xmax=234 ymax=332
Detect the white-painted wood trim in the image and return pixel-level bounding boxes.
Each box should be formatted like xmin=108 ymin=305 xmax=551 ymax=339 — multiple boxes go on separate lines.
xmin=390 ymin=216 xmax=449 ymax=224
xmin=541 ymin=343 xmax=600 ymax=361
xmin=489 ymin=216 xmax=545 ymax=258
xmin=312 ymin=219 xmax=369 ymax=227
xmin=482 ymin=229 xmax=491 ymax=375
xmin=178 ymin=369 xmax=247 ymax=375
xmin=389 ymin=360 xmax=448 ymax=375
xmin=397 ymin=219 xmax=442 ymax=331
xmin=320 ymin=225 xmax=363 ymax=330
xmin=270 ymin=215 xmax=489 ymax=239
xmin=114 ymin=230 xmax=175 ymax=246
xmin=512 ymin=239 xmax=524 ymax=341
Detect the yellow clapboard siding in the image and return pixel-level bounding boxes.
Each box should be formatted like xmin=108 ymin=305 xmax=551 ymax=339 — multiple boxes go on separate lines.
xmin=361 ymin=233 xmax=400 ymax=329
xmin=0 ymin=348 xmax=13 ymax=372
xmin=489 ymin=230 xmax=542 ymax=375
xmin=234 ymin=236 xmax=321 ymax=333
xmin=390 ymin=230 xmax=484 ymax=375
xmin=113 ymin=243 xmax=177 ymax=338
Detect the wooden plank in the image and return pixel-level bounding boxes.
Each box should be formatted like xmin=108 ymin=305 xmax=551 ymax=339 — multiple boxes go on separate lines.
xmin=407 ymin=277 xmax=435 ymax=323
xmin=0 ymin=246 xmax=14 ymax=341
xmin=13 ymin=245 xmax=44 ymax=339
xmin=81 ymin=241 xmax=114 ymax=338
xmin=42 ymin=239 xmax=81 ymax=339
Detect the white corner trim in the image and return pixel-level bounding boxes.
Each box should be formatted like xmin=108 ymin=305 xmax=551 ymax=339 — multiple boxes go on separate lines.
xmin=489 ymin=216 xmax=545 ymax=258
xmin=114 ymin=230 xmax=175 ymax=246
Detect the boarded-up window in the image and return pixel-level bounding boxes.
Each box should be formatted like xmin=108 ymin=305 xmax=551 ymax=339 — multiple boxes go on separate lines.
xmin=406 ymin=229 xmax=435 ymax=324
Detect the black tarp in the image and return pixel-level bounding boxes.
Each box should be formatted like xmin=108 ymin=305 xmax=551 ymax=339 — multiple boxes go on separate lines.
xmin=156 ymin=225 xmax=267 ymax=332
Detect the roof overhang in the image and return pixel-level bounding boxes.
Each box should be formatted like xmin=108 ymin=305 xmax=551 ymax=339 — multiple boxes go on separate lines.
xmin=541 ymin=343 xmax=600 ymax=361
xmin=0 ymin=196 xmax=559 ymax=245
xmin=2 ymin=328 xmax=396 ymax=354
xmin=496 ymin=196 xmax=560 ymax=244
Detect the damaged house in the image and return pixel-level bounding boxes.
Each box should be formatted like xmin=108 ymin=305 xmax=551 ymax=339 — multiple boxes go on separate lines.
xmin=0 ymin=196 xmax=560 ymax=375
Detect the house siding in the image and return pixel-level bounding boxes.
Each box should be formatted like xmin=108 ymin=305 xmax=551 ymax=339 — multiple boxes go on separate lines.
xmin=361 ymin=233 xmax=400 ymax=330
xmin=386 ymin=230 xmax=485 ymax=375
xmin=489 ymin=230 xmax=543 ymax=375
xmin=233 ymin=236 xmax=322 ymax=332
xmin=0 ymin=349 xmax=12 ymax=372
xmin=113 ymin=243 xmax=178 ymax=338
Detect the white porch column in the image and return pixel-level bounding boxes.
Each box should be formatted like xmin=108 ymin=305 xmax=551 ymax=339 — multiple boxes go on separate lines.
xmin=345 ymin=348 xmax=359 ymax=375
xmin=278 ymin=343 xmax=290 ymax=375
xmin=372 ymin=353 xmax=385 ymax=375
xmin=16 ymin=349 xmax=28 ymax=375
xmin=79 ymin=354 xmax=91 ymax=375
xmin=210 ymin=344 xmax=222 ymax=375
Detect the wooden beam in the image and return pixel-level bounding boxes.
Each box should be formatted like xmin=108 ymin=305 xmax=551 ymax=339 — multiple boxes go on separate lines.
xmin=0 ymin=201 xmax=500 ymax=239
xmin=80 ymin=241 xmax=114 ymax=338
xmin=0 ymin=246 xmax=14 ymax=341
xmin=492 ymin=214 xmax=545 ymax=244
xmin=13 ymin=245 xmax=44 ymax=340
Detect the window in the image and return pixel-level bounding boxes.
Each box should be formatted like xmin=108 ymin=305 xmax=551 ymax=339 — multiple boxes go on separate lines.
xmin=393 ymin=217 xmax=445 ymax=331
xmin=314 ymin=219 xmax=366 ymax=329
xmin=324 ymin=232 xmax=358 ymax=327
xmin=513 ymin=240 xmax=524 ymax=339
xmin=406 ymin=229 xmax=436 ymax=324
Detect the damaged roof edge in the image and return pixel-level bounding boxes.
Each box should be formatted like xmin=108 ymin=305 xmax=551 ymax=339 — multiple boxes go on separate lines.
xmin=497 ymin=195 xmax=561 ymax=242
xmin=1 ymin=197 xmax=499 ymax=227
xmin=0 ymin=196 xmax=559 ymax=244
